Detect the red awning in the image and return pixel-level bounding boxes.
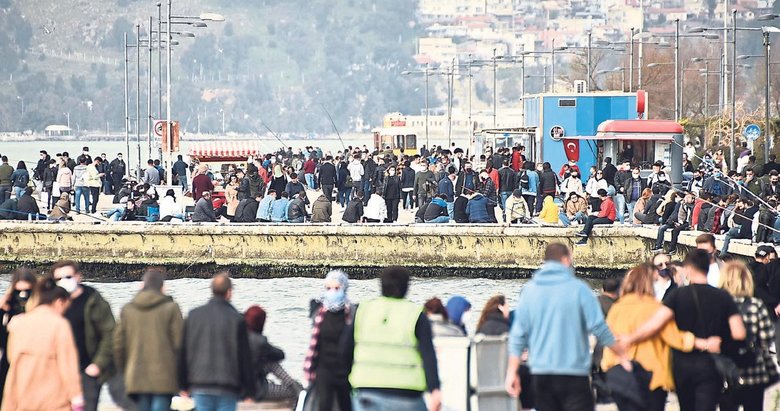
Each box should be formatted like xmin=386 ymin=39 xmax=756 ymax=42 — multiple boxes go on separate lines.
xmin=187 ymin=141 xmax=265 ymax=159
xmin=565 ymin=120 xmax=683 ymax=141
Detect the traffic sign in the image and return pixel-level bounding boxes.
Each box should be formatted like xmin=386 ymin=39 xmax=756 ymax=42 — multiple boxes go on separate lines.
xmin=154 ymin=120 xmax=165 ymax=137
xmin=744 ymin=124 xmax=761 ymax=142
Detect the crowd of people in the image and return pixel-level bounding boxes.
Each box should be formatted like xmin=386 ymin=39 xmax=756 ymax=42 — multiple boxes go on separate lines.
xmin=0 ymin=240 xmax=778 ymax=411
xmin=4 ymin=143 xmax=780 ymax=255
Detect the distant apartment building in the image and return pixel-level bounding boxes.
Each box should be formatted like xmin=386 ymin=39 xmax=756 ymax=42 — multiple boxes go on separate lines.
xmin=417 ymin=37 xmax=458 ymax=65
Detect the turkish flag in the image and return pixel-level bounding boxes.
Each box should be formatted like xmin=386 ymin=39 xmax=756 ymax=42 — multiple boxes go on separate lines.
xmin=563 ymin=139 xmax=580 ymax=162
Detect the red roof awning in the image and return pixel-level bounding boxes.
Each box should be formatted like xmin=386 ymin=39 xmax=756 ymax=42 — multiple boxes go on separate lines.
xmin=566 ymin=120 xmax=683 ymax=141
xmin=188 ymin=141 xmax=264 ymax=159
xmin=598 ymin=119 xmax=684 ymax=134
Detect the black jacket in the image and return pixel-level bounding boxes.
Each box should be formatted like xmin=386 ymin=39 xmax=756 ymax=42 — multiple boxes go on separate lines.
xmin=382 ymin=176 xmax=401 ymax=200
xmin=538 ymin=170 xmax=558 ymax=194
xmin=622 ymin=177 xmax=647 ymax=201
xmin=16 ymin=194 xmax=39 ymax=219
xmin=179 ymin=298 xmax=255 ymax=397
xmin=400 ymin=167 xmax=416 ymax=189
xmin=423 ymin=199 xmax=448 ymax=221
xmin=476 ymin=312 xmax=509 ymax=336
xmin=287 ymin=198 xmax=308 ymax=221
xmin=602 ymin=164 xmax=617 ymax=187
xmin=342 ymin=198 xmax=364 ymax=223
xmin=319 ymin=162 xmax=337 ymax=186
xmin=614 ymin=170 xmax=631 ymax=194
xmin=453 ymin=195 xmax=469 ymax=223
xmin=498 ymin=167 xmax=516 ymax=192
xmin=248 ymin=332 xmax=285 ymax=401
xmin=232 ymin=199 xmax=259 ymax=223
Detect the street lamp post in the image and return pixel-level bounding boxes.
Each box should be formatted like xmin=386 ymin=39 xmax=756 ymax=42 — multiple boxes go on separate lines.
xmin=123 ymin=32 xmax=130 ymax=177
xmin=136 ymin=24 xmax=142 ymax=179
xmin=467 ymin=55 xmax=472 ymax=137
xmin=425 ymin=64 xmax=429 ymax=149
xmin=629 ymin=28 xmax=634 ymax=92
xmin=493 ymin=48 xmax=498 ymax=127
xmin=732 ymin=9 xmax=737 ymax=168
xmin=675 ymin=19 xmax=680 ymax=121
xmin=587 ymin=31 xmax=592 ymax=92
xmin=147 ymin=16 xmax=154 ymax=161
xmin=166 ymin=0 xmax=173 ymax=185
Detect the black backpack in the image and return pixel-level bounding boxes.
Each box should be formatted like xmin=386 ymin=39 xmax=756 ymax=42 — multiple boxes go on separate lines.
xmin=518 ymin=171 xmax=530 ymax=190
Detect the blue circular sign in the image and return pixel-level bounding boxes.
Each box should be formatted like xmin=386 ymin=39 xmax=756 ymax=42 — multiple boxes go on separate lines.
xmin=744 ymin=124 xmax=761 ymax=141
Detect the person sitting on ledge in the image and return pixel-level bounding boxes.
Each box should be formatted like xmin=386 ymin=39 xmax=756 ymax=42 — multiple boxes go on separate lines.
xmin=575 ymin=189 xmax=616 ymax=246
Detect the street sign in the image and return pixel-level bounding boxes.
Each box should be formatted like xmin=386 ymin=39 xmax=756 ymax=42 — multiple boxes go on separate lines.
xmin=744 ymin=124 xmax=761 ymax=142
xmin=154 ymin=120 xmax=165 ymax=137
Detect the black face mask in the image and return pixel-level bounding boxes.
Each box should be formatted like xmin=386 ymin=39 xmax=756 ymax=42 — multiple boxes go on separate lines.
xmin=658 ymin=268 xmax=671 ymax=279
xmin=694 ymin=176 xmax=702 ymax=181
xmin=9 ymin=290 xmax=30 ymax=314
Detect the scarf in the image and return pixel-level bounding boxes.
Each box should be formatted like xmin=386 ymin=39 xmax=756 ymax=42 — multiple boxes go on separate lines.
xmin=302 ymin=304 xmax=352 ymax=383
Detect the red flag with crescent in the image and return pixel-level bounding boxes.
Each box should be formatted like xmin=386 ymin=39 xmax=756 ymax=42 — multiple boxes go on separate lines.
xmin=563 ymin=139 xmax=579 ymax=162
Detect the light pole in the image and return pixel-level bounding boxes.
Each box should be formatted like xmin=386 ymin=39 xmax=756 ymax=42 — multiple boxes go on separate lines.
xmin=123 ymin=32 xmax=130 ymax=177
xmin=467 ymin=55 xmax=472 ymax=137
xmin=586 ymin=31 xmax=592 ymax=92
xmin=136 ymin=24 xmax=142 ymax=178
xmin=525 ymin=68 xmax=548 ymax=93
xmin=630 ymin=28 xmax=634 ymax=91
xmin=596 ymin=67 xmax=626 ymax=91
xmin=493 ymin=48 xmax=498 ymax=127
xmin=401 ymin=65 xmax=432 ymax=148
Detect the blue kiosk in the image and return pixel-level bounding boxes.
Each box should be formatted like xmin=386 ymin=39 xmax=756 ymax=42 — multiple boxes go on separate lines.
xmin=522 ymin=91 xmax=643 ymax=175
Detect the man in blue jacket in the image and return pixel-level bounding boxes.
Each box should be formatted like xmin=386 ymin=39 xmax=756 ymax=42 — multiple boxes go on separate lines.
xmin=437 ymin=167 xmax=456 ymax=219
xmin=505 ymin=243 xmax=628 ymax=410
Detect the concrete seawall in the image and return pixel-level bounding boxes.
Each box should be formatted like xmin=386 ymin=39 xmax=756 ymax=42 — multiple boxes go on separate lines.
xmin=0 ymin=222 xmax=761 ymax=280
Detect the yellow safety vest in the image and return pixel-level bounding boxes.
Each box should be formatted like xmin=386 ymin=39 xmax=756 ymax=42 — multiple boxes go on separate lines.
xmin=350 ymin=297 xmax=426 ymax=391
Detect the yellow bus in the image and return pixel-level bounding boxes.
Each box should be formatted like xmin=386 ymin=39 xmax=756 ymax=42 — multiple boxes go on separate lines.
xmin=372 ymin=127 xmax=418 ymax=156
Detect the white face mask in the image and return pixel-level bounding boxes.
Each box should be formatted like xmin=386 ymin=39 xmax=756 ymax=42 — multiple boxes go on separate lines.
xmin=461 ymin=310 xmax=472 ymax=325
xmin=57 ymin=277 xmax=79 ymax=294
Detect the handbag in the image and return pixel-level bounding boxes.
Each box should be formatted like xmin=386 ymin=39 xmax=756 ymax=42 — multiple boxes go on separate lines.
xmin=690 ymin=286 xmax=743 ymax=393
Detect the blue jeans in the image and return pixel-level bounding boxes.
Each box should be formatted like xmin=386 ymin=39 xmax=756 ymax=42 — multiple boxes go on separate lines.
xmin=721 ymin=227 xmax=741 ymax=254
xmin=180 ymin=176 xmax=189 ymax=192
xmin=352 ymin=390 xmax=427 ymax=411
xmin=425 ymin=216 xmax=450 ymax=223
xmin=446 ymin=201 xmax=454 ymax=219
xmin=192 ymin=393 xmax=238 ymax=411
xmin=305 ymin=173 xmax=315 ymax=188
xmin=627 ymin=200 xmax=637 ymax=223
xmin=134 ymin=394 xmax=172 ymax=411
xmin=338 ymin=187 xmax=352 ymax=207
xmin=362 ymin=180 xmax=372 ymax=204
xmin=499 ymin=191 xmax=511 ymax=221
xmin=74 ymin=186 xmax=90 ymax=213
xmin=615 ymin=194 xmax=626 ymax=223
xmin=773 ymin=217 xmax=780 ymax=243
xmin=559 ymin=211 xmax=586 ymax=227
xmin=13 ymin=186 xmax=25 ymax=200
xmin=105 ymin=206 xmax=125 ymax=221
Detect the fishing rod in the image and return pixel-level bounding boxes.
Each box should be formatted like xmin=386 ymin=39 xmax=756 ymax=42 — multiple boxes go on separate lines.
xmin=320 ymin=104 xmax=347 ymax=152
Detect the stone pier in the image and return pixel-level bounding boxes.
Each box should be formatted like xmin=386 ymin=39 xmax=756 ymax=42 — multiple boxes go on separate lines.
xmin=0 ymin=222 xmax=762 ymax=280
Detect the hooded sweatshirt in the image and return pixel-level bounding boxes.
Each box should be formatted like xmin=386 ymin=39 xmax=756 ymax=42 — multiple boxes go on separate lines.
xmin=538 ymin=196 xmax=560 ymax=224
xmin=509 ymin=261 xmax=615 ymax=376
xmin=445 ymin=296 xmax=471 ymax=335
xmin=113 ymin=290 xmax=183 ymax=395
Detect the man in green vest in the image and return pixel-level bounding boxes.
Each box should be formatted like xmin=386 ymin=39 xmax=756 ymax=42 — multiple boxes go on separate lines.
xmin=350 ymin=266 xmax=442 ymax=411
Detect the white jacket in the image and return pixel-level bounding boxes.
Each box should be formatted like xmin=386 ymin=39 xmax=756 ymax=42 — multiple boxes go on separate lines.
xmin=586 ymin=177 xmax=608 ymax=198
xmin=363 ymin=194 xmax=387 ymax=221
xmin=159 ymin=195 xmax=183 ymax=219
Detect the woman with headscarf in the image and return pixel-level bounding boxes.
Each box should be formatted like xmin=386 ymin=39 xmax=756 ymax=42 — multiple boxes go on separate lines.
xmin=303 ymin=270 xmax=353 ymax=411
xmin=191 ymin=164 xmax=214 ymax=202
xmin=244 ymin=305 xmax=303 ymax=403
xmin=446 ymin=296 xmax=472 ymax=335
xmin=224 ymin=174 xmax=240 ymax=219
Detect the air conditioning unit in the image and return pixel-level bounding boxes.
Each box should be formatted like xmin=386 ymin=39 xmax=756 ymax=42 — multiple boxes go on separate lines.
xmin=574 ymin=80 xmax=587 ymax=94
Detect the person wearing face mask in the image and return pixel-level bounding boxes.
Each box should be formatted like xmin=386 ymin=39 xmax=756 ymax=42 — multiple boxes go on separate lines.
xmin=303 ymin=270 xmax=354 ymax=411
xmin=478 ymin=170 xmax=499 ymax=223
xmin=686 ymin=169 xmax=704 ymax=196
xmin=0 ymin=268 xmax=36 ymax=403
xmin=109 ymin=153 xmax=126 ymax=196
xmin=560 ymin=170 xmax=584 ymax=198
xmin=622 ymin=166 xmax=646 ymax=225
xmin=445 ymin=296 xmax=472 ymax=335
xmin=382 ymin=165 xmax=402 ymax=223
xmin=2 ymin=277 xmax=84 ymax=411
xmin=652 ymin=253 xmax=677 ymax=301
xmin=49 ymin=260 xmax=116 ymax=411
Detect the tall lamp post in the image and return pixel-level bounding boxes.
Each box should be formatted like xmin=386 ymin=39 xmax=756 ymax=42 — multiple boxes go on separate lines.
xmin=163 ymin=1 xmax=224 ymax=185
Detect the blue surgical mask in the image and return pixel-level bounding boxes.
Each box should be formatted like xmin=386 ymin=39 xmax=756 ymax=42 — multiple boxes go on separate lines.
xmin=322 ymin=288 xmax=347 ymax=311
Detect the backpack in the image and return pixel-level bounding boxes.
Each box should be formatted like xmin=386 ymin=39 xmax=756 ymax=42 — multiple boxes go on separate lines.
xmin=16 ymin=172 xmax=29 ymax=188
xmin=519 ymin=171 xmax=530 ymax=190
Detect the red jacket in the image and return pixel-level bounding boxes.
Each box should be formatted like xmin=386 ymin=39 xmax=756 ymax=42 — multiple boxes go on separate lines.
xmin=511 ymin=151 xmax=523 ymax=172
xmin=598 ymin=197 xmax=616 ymax=221
xmin=488 ymin=169 xmax=499 ymax=191
xmin=303 ymin=159 xmax=316 ymax=174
